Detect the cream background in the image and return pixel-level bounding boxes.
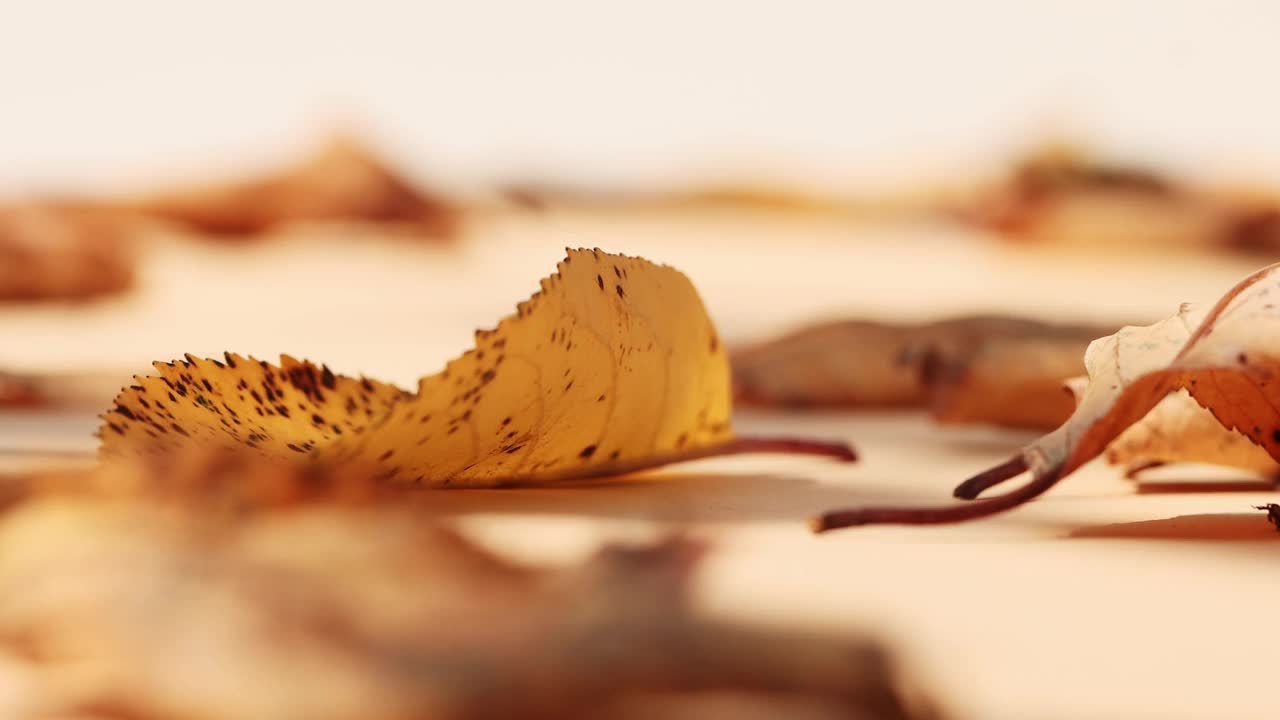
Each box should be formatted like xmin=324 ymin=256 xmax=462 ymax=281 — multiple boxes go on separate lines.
xmin=3 ymin=3 xmax=1280 ymax=718
xmin=3 ymin=1 xmax=1280 ymax=192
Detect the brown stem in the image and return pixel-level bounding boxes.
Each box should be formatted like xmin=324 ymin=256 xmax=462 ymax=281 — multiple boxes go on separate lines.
xmin=950 ymin=455 xmax=1027 ymax=499
xmin=810 ymin=464 xmax=1063 ymax=532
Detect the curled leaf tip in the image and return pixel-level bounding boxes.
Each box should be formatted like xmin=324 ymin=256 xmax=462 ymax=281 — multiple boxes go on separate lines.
xmin=951 ymin=455 xmax=1028 ymax=499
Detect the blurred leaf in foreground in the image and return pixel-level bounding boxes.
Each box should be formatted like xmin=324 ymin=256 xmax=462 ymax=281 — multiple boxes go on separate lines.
xmin=0 ymin=457 xmax=942 ymax=720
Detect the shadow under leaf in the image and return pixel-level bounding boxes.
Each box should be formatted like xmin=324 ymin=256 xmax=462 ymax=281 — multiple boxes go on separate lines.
xmin=397 ymin=472 xmax=879 ymax=525
xmin=1068 ymin=513 xmax=1280 ymax=542
xmin=1135 ymin=478 xmax=1278 ymax=495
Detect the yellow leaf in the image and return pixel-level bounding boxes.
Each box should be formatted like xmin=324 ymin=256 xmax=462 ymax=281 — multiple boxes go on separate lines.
xmin=100 ymin=354 xmax=407 ymax=459
xmin=324 ymin=248 xmax=734 ymax=486
xmin=100 ymin=249 xmax=853 ymax=486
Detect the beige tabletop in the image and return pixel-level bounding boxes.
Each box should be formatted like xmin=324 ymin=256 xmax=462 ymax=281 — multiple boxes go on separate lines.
xmin=2 ymin=211 xmax=1277 ymax=720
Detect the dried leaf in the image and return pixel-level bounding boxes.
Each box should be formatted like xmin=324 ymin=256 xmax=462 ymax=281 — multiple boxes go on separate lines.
xmin=732 ymin=320 xmax=930 ymax=408
xmin=100 ymin=353 xmax=407 ymax=459
xmin=813 ymin=264 xmax=1280 ymax=531
xmin=733 ymin=315 xmax=1114 ymax=430
xmin=1103 ymin=388 xmax=1279 ymax=478
xmin=958 ymin=142 xmax=1182 ymax=239
xmin=100 ymin=249 xmax=854 ymax=486
xmin=0 ymin=372 xmax=44 ymax=408
xmin=0 ymin=461 xmax=940 ymax=720
xmin=0 ymin=203 xmax=134 ymax=302
xmin=916 ymin=329 xmax=1095 ymax=430
xmin=128 ymin=135 xmax=459 ymax=240
xmin=327 ymin=248 xmax=741 ymax=485
xmin=958 ymin=141 xmax=1280 ymax=256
